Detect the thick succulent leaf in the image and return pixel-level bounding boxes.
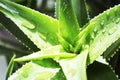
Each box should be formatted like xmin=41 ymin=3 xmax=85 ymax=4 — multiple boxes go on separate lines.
xmin=0 ymin=0 xmax=59 ymax=49
xmin=58 ymin=49 xmax=88 ymax=80
xmin=87 ymin=61 xmax=118 ymax=80
xmin=103 ymin=38 xmax=120 ymax=59
xmin=71 ymin=0 xmax=89 ymax=27
xmin=59 ymin=0 xmax=80 ymax=44
xmin=0 ymin=12 xmax=39 ymax=52
xmin=14 ymin=45 xmax=76 ymax=62
xmin=56 ymin=0 xmax=88 ymax=25
xmin=74 ymin=4 xmax=120 ymax=64
xmin=14 ymin=52 xmax=76 ymax=62
xmin=8 ymin=61 xmax=60 ymax=80
xmin=6 ymin=54 xmax=16 ymax=80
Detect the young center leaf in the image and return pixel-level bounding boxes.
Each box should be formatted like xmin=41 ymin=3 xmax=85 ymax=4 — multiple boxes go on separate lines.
xmin=59 ymin=0 xmax=80 ymax=45
xmin=71 ymin=0 xmax=89 ymax=27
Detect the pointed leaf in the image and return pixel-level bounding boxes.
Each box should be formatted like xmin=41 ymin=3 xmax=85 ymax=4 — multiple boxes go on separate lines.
xmin=0 ymin=0 xmax=59 ymax=49
xmin=71 ymin=0 xmax=89 ymax=27
xmin=59 ymin=0 xmax=80 ymax=44
xmin=14 ymin=45 xmax=76 ymax=62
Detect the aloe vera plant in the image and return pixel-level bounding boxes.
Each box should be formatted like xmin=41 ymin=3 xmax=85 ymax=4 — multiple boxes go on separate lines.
xmin=0 ymin=0 xmax=120 ymax=80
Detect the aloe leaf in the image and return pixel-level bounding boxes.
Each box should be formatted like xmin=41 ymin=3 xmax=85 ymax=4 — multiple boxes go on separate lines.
xmin=71 ymin=0 xmax=89 ymax=27
xmin=6 ymin=54 xmax=16 ymax=80
xmin=103 ymin=38 xmax=120 ymax=59
xmin=58 ymin=49 xmax=88 ymax=80
xmin=14 ymin=45 xmax=76 ymax=62
xmin=0 ymin=0 xmax=59 ymax=49
xmin=87 ymin=61 xmax=118 ymax=80
xmin=0 ymin=12 xmax=39 ymax=52
xmin=74 ymin=4 xmax=120 ymax=64
xmin=8 ymin=61 xmax=60 ymax=80
xmin=14 ymin=52 xmax=76 ymax=62
xmin=59 ymin=0 xmax=80 ymax=44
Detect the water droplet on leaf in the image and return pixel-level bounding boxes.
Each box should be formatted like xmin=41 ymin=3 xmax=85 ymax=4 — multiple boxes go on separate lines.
xmin=100 ymin=34 xmax=105 ymax=41
xmin=91 ymin=32 xmax=95 ymax=39
xmin=108 ymin=27 xmax=117 ymax=35
xmin=100 ymin=20 xmax=104 ymax=26
xmin=22 ymin=72 xmax=28 ymax=78
xmin=93 ymin=27 xmax=97 ymax=33
xmin=21 ymin=22 xmax=35 ymax=29
xmin=115 ymin=18 xmax=120 ymax=24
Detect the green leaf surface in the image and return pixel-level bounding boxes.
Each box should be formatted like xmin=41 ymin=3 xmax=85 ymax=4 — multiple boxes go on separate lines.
xmin=0 ymin=12 xmax=39 ymax=52
xmin=0 ymin=0 xmax=59 ymax=49
xmin=71 ymin=0 xmax=89 ymax=27
xmin=58 ymin=49 xmax=88 ymax=80
xmin=8 ymin=61 xmax=60 ymax=80
xmin=59 ymin=0 xmax=80 ymax=45
xmin=6 ymin=54 xmax=16 ymax=80
xmin=74 ymin=4 xmax=120 ymax=64
xmin=87 ymin=61 xmax=118 ymax=80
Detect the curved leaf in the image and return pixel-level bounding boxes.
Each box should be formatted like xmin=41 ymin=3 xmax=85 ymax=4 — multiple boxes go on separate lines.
xmin=0 ymin=13 xmax=39 ymax=51
xmin=0 ymin=0 xmax=59 ymax=49
xmin=14 ymin=45 xmax=76 ymax=62
xmin=74 ymin=4 xmax=120 ymax=64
